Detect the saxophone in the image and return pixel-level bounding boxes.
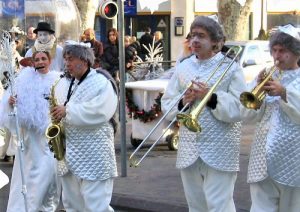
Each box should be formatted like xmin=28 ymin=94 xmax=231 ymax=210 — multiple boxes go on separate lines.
xmin=45 ymin=76 xmax=65 ymax=161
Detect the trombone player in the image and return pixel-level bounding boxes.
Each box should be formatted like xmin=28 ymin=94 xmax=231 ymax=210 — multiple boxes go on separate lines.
xmin=241 ymin=24 xmax=300 ymax=212
xmin=161 ymin=16 xmax=247 ymax=212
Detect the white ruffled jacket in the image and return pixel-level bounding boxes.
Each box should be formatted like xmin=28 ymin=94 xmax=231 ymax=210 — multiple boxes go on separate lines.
xmin=0 ymin=67 xmax=60 ymax=135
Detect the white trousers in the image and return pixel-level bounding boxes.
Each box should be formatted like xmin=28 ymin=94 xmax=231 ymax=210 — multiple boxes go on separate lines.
xmin=61 ymin=172 xmax=114 ymax=212
xmin=0 ymin=128 xmax=10 ymax=158
xmin=0 ymin=128 xmax=17 ymax=158
xmin=181 ymin=158 xmax=237 ymax=212
xmin=250 ymin=177 xmax=300 ymax=212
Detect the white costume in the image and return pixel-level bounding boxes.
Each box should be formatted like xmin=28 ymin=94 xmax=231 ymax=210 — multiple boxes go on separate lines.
xmin=161 ymin=53 xmax=247 ymax=212
xmin=0 ymin=67 xmax=60 ymax=212
xmin=57 ymin=69 xmax=118 ymax=211
xmin=241 ymin=68 xmax=300 ymax=212
xmin=0 ymin=82 xmax=9 ymax=190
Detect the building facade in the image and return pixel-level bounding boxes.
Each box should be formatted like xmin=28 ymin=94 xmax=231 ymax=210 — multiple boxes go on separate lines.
xmin=95 ymin=0 xmax=299 ymax=62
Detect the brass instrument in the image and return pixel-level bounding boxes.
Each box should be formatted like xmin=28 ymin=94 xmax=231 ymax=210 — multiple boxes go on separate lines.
xmin=45 ymin=77 xmax=65 ymax=161
xmin=176 ymin=46 xmax=243 ymax=133
xmin=240 ymin=61 xmax=280 ymax=110
xmin=129 ymin=46 xmax=242 ymax=167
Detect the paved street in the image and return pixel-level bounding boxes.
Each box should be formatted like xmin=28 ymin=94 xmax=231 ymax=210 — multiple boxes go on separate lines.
xmin=0 ymin=121 xmax=255 ymax=212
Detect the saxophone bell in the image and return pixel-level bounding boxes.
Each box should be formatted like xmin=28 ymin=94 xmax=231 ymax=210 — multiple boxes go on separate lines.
xmin=46 ymin=124 xmax=65 ymax=161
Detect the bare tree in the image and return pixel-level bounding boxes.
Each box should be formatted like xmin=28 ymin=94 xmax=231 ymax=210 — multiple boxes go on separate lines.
xmin=74 ymin=0 xmax=99 ymax=31
xmin=218 ymin=0 xmax=254 ymax=40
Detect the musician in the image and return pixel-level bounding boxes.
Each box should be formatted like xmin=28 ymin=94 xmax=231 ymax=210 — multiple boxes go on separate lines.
xmin=161 ymin=16 xmax=247 ymax=211
xmin=0 ymin=51 xmax=60 ymax=211
xmin=50 ymin=44 xmax=118 ymax=211
xmin=241 ymin=24 xmax=300 ymax=211
xmin=25 ymin=22 xmax=64 ymax=72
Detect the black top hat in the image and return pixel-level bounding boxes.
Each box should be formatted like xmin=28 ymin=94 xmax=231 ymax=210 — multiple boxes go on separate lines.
xmin=33 ymin=22 xmax=55 ymax=34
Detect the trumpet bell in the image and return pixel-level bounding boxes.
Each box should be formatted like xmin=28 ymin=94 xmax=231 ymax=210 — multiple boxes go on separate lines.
xmin=176 ymin=113 xmax=201 ymax=133
xmin=240 ymin=91 xmax=263 ymax=110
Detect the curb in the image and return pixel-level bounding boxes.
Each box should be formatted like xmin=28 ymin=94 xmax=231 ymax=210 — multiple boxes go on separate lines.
xmin=112 ymin=193 xmax=188 ymax=212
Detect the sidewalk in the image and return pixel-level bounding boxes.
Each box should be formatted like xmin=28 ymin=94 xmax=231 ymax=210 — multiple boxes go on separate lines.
xmin=110 ymin=122 xmax=253 ymax=212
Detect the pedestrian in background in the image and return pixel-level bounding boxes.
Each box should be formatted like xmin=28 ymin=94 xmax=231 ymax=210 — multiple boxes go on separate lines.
xmin=83 ymin=28 xmax=103 ymax=68
xmin=51 ymin=44 xmax=118 ymax=211
xmin=139 ymin=26 xmax=153 ymax=60
xmin=154 ymin=30 xmax=164 ymax=58
xmin=25 ymin=26 xmax=36 ymax=53
xmin=101 ymin=28 xmax=119 ymax=83
xmin=161 ymin=16 xmax=247 ymax=212
xmin=130 ymin=35 xmax=141 ymax=56
xmin=176 ymin=33 xmax=192 ymax=65
xmin=241 ymin=24 xmax=300 ymax=212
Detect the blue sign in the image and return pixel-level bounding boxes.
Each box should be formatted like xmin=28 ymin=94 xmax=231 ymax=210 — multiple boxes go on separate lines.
xmin=124 ymin=0 xmax=136 ymax=16
xmin=175 ymin=17 xmax=184 ymax=27
xmin=0 ymin=0 xmax=25 ymax=19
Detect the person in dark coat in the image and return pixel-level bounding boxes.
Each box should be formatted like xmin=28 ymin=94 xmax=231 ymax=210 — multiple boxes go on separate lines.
xmin=139 ymin=27 xmax=153 ymax=60
xmin=83 ymin=28 xmax=103 ymax=68
xmin=101 ymin=28 xmax=119 ymax=82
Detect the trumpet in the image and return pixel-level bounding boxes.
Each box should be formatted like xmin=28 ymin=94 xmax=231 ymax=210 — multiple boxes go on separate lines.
xmin=240 ymin=61 xmax=280 ymax=110
xmin=129 ymin=46 xmax=242 ymax=167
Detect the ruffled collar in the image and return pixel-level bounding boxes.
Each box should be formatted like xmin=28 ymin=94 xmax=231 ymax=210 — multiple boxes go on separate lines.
xmin=15 ymin=67 xmax=60 ymax=134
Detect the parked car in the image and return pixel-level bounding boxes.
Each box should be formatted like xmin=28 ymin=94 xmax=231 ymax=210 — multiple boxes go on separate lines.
xmin=225 ymin=40 xmax=273 ymax=83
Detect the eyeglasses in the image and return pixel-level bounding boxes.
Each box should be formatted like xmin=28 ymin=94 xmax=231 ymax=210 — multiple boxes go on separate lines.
xmin=190 ymin=32 xmax=205 ymax=39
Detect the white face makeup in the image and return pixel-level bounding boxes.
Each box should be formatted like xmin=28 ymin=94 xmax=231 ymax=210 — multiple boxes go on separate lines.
xmin=190 ymin=27 xmax=216 ymax=59
xmin=271 ymin=44 xmax=299 ymax=70
xmin=64 ymin=55 xmax=87 ymax=80
xmin=37 ymin=31 xmax=51 ymax=44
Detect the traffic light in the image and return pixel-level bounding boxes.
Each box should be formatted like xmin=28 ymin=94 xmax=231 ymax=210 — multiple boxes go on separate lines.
xmin=98 ymin=0 xmax=118 ymax=19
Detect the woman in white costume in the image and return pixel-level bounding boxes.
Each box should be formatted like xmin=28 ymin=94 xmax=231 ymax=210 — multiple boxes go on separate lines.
xmin=0 ymin=51 xmax=60 ymax=211
xmin=241 ymin=24 xmax=300 ymax=212
xmin=0 ymin=82 xmax=9 ymax=190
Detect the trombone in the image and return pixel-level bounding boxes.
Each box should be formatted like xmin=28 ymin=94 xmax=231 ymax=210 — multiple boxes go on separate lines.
xmin=177 ymin=45 xmax=243 ymax=132
xmin=240 ymin=61 xmax=280 ymax=110
xmin=129 ymin=46 xmax=242 ymax=167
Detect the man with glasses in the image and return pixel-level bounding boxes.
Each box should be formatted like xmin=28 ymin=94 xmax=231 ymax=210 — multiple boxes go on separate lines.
xmin=161 ymin=16 xmax=246 ymax=212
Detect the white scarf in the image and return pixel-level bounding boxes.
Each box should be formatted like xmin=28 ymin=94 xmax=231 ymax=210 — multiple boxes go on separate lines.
xmin=14 ymin=67 xmax=60 ymax=134
xmin=34 ymin=35 xmax=56 ymax=52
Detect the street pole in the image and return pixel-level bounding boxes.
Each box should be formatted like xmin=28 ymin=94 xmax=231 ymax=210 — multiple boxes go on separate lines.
xmin=261 ymin=0 xmax=264 ymax=30
xmin=117 ymin=0 xmax=127 ymax=177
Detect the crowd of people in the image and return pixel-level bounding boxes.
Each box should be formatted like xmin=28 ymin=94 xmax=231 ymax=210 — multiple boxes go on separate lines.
xmin=0 ymin=17 xmax=300 ymax=212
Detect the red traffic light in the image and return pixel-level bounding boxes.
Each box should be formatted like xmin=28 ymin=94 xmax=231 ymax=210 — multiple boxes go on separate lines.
xmin=99 ymin=1 xmax=118 ymax=19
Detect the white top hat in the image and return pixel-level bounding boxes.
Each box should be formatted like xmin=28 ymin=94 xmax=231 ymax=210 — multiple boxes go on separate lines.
xmin=278 ymin=24 xmax=300 ymax=41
